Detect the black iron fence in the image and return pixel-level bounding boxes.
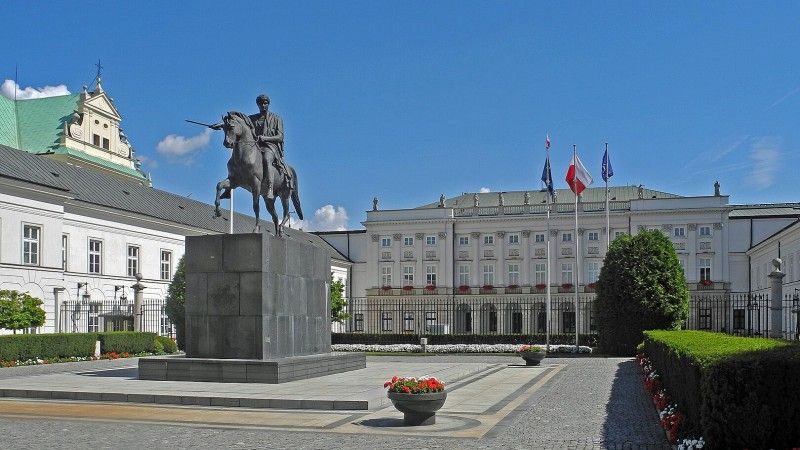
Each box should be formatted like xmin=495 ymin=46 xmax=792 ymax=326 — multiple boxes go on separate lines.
xmin=342 ymin=292 xmax=800 ymax=340
xmin=58 ymin=299 xmax=174 ymax=338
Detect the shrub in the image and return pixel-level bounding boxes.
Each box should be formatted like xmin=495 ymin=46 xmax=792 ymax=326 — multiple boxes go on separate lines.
xmin=155 ymin=335 xmax=178 ymax=354
xmin=643 ymin=330 xmax=799 ymax=448
xmin=164 ymin=256 xmax=186 ymax=349
xmin=0 ymin=333 xmax=97 ymax=360
xmin=0 ymin=290 xmax=46 ymax=333
xmin=596 ymin=230 xmax=688 ymax=356
xmin=98 ymin=332 xmax=157 ymax=354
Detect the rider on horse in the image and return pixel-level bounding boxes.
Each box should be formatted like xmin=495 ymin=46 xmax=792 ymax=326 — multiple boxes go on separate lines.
xmin=212 ymin=94 xmax=292 ymax=199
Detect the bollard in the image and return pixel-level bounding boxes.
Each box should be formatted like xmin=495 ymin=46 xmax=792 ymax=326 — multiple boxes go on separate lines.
xmin=420 ymin=337 xmax=428 ymax=353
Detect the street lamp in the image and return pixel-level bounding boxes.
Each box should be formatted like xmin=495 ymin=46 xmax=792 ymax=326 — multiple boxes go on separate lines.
xmin=77 ymin=282 xmax=90 ymax=304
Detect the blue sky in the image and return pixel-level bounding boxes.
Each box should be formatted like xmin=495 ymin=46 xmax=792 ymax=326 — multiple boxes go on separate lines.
xmin=2 ymin=2 xmax=799 ymax=230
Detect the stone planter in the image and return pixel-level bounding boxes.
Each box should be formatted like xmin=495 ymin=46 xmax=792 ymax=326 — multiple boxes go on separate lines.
xmin=387 ymin=391 xmax=447 ymax=425
xmin=518 ymin=351 xmax=546 ymax=366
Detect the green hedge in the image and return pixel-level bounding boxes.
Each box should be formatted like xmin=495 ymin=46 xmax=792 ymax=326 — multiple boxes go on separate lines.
xmin=154 ymin=335 xmax=178 ymax=354
xmin=0 ymin=333 xmax=97 ymax=361
xmin=643 ymin=330 xmax=799 ymax=448
xmin=98 ymin=332 xmax=157 ymax=354
xmin=332 ymin=333 xmax=598 ymax=347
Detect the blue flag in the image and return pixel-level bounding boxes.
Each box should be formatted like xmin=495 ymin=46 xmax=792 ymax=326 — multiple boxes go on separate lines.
xmin=541 ymin=155 xmax=555 ymax=200
xmin=602 ymin=147 xmax=614 ymax=182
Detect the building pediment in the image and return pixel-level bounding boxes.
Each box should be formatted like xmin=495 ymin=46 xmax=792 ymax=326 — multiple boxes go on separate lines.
xmin=82 ymin=91 xmax=122 ymax=121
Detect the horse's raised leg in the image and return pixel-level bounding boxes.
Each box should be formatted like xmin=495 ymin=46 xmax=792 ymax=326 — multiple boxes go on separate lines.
xmin=215 ymin=179 xmax=231 ymax=217
xmin=280 ymin=194 xmax=291 ymax=228
xmin=250 ymin=178 xmax=262 ymax=234
xmin=264 ymin=194 xmax=280 ymax=237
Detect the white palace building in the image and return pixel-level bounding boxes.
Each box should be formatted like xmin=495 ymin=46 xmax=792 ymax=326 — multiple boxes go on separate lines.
xmin=0 ymin=75 xmax=798 ymax=337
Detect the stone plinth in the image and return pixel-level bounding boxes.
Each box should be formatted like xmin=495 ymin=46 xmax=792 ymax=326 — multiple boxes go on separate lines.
xmin=185 ymin=232 xmax=331 ymax=359
xmin=140 ymin=231 xmax=365 ymax=383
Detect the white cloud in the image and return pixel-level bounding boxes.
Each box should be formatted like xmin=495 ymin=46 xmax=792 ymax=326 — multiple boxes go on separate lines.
xmin=136 ymin=154 xmax=159 ymax=169
xmin=479 ymin=187 xmax=491 ymax=193
xmin=1 ymin=79 xmax=70 ymax=100
xmin=747 ymin=137 xmax=780 ymax=190
xmin=289 ymin=204 xmax=349 ymax=231
xmin=156 ymin=129 xmax=212 ymax=159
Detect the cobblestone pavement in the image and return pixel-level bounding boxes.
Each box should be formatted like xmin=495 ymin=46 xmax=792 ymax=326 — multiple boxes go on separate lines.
xmin=0 ymin=355 xmax=668 ymax=449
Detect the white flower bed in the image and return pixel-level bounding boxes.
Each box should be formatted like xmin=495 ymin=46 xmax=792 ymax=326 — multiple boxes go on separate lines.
xmin=331 ymin=343 xmax=592 ymax=354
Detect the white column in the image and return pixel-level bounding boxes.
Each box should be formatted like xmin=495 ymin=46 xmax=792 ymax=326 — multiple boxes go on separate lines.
xmin=496 ymin=231 xmax=506 ymax=287
xmin=472 ymin=232 xmax=480 ymax=288
xmin=521 ymin=230 xmax=531 ymax=287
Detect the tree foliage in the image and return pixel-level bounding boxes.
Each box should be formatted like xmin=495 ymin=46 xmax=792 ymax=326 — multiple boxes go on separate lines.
xmin=0 ymin=290 xmax=46 ymax=333
xmin=595 ymin=230 xmax=689 ymax=356
xmin=164 ymin=256 xmax=186 ymax=350
xmin=330 ymin=274 xmax=349 ymax=323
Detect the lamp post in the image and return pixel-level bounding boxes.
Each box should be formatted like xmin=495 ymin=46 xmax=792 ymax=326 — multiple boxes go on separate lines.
xmin=792 ymin=289 xmax=799 ymax=341
xmin=131 ymin=273 xmax=145 ymax=332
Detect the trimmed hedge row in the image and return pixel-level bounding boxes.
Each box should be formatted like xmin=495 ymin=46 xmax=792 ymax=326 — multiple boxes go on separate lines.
xmin=643 ymin=330 xmax=800 ymax=449
xmin=0 ymin=333 xmax=97 ymax=361
xmin=332 ymin=333 xmax=598 ymax=347
xmin=0 ymin=332 xmax=178 ymax=361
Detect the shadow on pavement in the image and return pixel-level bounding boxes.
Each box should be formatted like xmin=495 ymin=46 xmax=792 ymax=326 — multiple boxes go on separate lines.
xmin=601 ymin=359 xmax=669 ymax=449
xmin=77 ymin=368 xmax=138 ymax=379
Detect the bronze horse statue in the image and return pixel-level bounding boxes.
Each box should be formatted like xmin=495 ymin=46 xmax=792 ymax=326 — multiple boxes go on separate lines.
xmin=214 ymin=111 xmax=303 ymax=236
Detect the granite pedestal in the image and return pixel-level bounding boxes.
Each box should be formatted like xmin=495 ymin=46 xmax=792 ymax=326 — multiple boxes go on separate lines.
xmin=140 ymin=231 xmax=365 ymax=383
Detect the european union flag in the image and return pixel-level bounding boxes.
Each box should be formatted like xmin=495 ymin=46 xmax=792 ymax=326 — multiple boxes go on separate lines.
xmin=541 ymin=156 xmax=555 ymax=201
xmin=602 ymin=147 xmax=614 ymax=182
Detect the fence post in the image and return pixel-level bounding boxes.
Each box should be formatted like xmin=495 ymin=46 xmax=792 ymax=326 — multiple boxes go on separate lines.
xmin=132 ymin=273 xmax=146 ymax=332
xmin=768 ymin=258 xmax=786 ymax=339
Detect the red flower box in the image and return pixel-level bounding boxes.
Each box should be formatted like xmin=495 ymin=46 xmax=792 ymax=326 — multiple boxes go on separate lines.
xmin=482 ymin=284 xmax=494 ymax=290
xmin=587 ymin=282 xmax=597 ymax=289
xmin=402 ymin=285 xmax=414 ymax=291
xmin=458 ymin=285 xmax=470 ymax=293
xmin=381 ymin=285 xmax=392 ymax=291
xmin=424 ymin=285 xmax=436 ymax=291
xmin=535 ymin=283 xmax=547 ymax=290
xmin=507 ymin=284 xmax=519 ymax=289
xmin=701 ymin=279 xmax=713 ymax=286
xmin=561 ymin=283 xmax=574 ymax=289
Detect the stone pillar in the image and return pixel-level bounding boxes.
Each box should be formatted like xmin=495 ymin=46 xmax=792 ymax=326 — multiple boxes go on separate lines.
xmin=132 ymin=273 xmax=145 ymax=332
xmin=53 ymin=287 xmax=65 ymax=333
xmin=496 ymin=231 xmax=506 ymax=287
xmin=521 ymin=230 xmax=531 ymax=287
xmin=768 ymin=258 xmax=786 ymax=339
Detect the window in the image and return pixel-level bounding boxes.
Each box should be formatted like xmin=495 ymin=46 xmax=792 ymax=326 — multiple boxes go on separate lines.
xmin=507 ymin=264 xmax=520 ymax=285
xmin=403 ymin=236 xmax=414 ymax=246
xmin=535 ymin=233 xmax=545 ymax=243
xmin=699 ymin=257 xmax=711 ymax=282
xmin=562 ymin=232 xmax=572 ymax=242
xmin=88 ymin=303 xmax=100 ymax=332
xmin=458 ymin=265 xmax=470 ymax=286
xmin=102 ymin=137 xmax=110 ymax=150
xmin=402 ymin=265 xmax=414 ymax=286
xmin=61 ymin=234 xmax=68 ymax=271
xmin=160 ymin=306 xmax=172 ymax=336
xmin=403 ymin=312 xmax=415 ymax=332
xmin=699 ymin=226 xmax=711 ymax=237
xmin=381 ymin=312 xmax=393 ymax=331
xmin=354 ymin=313 xmax=364 ymax=332
xmin=458 ymin=236 xmax=469 ymax=246
xmin=89 ymin=239 xmax=102 ymax=274
xmin=483 ymin=264 xmax=494 ymax=285
xmin=381 ymin=237 xmax=391 ymax=247
xmin=673 ymin=227 xmax=686 ymax=238
xmin=733 ymin=309 xmax=745 ymax=331
xmin=698 ymin=308 xmax=712 ymax=330
xmin=534 ymin=262 xmax=547 ymax=285
xmin=381 ymin=266 xmax=392 ymax=286
xmin=425 ymin=265 xmax=437 ymax=286
xmin=587 ymin=232 xmax=599 ymax=241
xmin=587 ymin=261 xmax=601 ymax=284
xmin=425 ymin=312 xmax=437 ymax=331
xmin=160 ymin=250 xmax=172 ymax=280
xmin=561 ymin=262 xmax=573 ymax=284
xmin=127 ymin=245 xmax=140 ymax=277
xmin=508 ymin=234 xmax=519 ymax=245
xmin=22 ymin=224 xmax=41 ymax=265
xmin=615 ymin=231 xmax=625 ymax=238
xmin=425 ymin=236 xmax=436 ymax=246
xmin=93 ymin=134 xmax=101 ymax=146
xmin=483 ymin=235 xmax=494 ymax=245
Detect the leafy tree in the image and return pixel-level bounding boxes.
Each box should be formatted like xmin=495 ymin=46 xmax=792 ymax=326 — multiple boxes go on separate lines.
xmin=330 ymin=274 xmax=350 ymax=323
xmin=164 ymin=256 xmax=186 ymax=350
xmin=595 ymin=230 xmax=689 ymax=356
xmin=0 ymin=290 xmax=46 ymax=333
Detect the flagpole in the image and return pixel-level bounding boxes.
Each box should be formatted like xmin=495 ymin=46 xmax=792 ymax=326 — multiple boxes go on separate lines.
xmin=605 ymin=142 xmax=610 ymax=251
xmin=573 ymin=144 xmax=580 ymax=352
xmin=545 ymin=148 xmax=552 ymax=354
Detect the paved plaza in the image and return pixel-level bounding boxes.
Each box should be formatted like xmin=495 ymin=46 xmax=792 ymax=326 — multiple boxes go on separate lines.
xmin=0 ymin=355 xmax=667 ymax=449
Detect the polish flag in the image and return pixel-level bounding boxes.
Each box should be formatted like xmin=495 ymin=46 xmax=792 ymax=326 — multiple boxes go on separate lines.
xmin=545 ymin=134 xmax=551 ymax=150
xmin=565 ymin=153 xmax=593 ymax=195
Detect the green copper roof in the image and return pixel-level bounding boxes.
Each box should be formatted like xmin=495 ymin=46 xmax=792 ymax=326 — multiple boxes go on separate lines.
xmin=0 ymin=93 xmax=147 ymax=182
xmin=0 ymin=95 xmax=19 ymax=148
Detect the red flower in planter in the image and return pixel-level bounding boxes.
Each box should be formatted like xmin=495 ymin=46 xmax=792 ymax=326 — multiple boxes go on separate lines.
xmin=402 ymin=285 xmax=414 ymax=291
xmin=425 ymin=285 xmax=436 ymax=291
xmin=535 ymin=283 xmax=547 ymax=290
xmin=701 ymin=279 xmax=713 ymax=286
xmin=561 ymin=283 xmax=574 ymax=289
xmin=507 ymin=284 xmax=519 ymax=289
xmin=482 ymin=284 xmax=494 ymax=290
xmin=381 ymin=285 xmax=392 ymax=291
xmin=587 ymin=282 xmax=597 ymax=289
xmin=458 ymin=285 xmax=470 ymax=293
